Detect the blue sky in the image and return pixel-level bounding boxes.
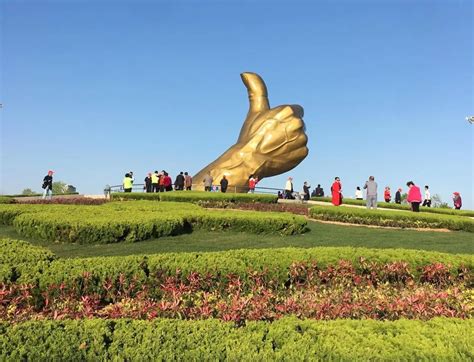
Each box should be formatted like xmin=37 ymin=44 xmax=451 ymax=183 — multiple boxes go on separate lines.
xmin=1 ymin=0 xmax=472 ymax=208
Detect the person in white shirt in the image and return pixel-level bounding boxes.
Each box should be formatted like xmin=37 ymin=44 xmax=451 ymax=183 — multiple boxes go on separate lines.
xmin=355 ymin=186 xmax=363 ymax=200
xmin=422 ymin=185 xmax=431 ymax=207
xmin=285 ymin=177 xmax=294 ymax=199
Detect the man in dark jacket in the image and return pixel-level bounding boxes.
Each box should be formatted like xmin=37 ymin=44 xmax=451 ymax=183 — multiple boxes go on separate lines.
xmin=395 ymin=188 xmax=402 ymax=204
xmin=220 ymin=175 xmax=229 ymax=193
xmin=174 ymin=172 xmax=185 ymax=191
xmin=313 ymin=184 xmax=324 ymax=197
xmin=144 ymin=173 xmax=152 ymax=193
xmin=42 ymin=170 xmax=54 ymax=199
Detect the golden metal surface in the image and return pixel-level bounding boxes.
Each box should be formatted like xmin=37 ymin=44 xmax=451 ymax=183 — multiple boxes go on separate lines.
xmin=193 ymin=72 xmax=308 ymax=191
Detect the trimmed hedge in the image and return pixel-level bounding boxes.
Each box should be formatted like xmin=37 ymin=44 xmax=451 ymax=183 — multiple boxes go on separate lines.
xmin=0 ymin=204 xmax=76 ymax=225
xmin=0 ymin=318 xmax=472 ymax=360
xmin=4 ymin=201 xmax=307 ymax=244
xmin=5 ymin=244 xmax=472 ymax=287
xmin=311 ymin=196 xmax=474 ymax=217
xmin=111 ymin=191 xmax=278 ymax=204
xmin=0 ymin=196 xmax=13 ymax=204
xmin=0 ymin=238 xmax=56 ymax=283
xmin=309 ymin=205 xmax=474 ymax=232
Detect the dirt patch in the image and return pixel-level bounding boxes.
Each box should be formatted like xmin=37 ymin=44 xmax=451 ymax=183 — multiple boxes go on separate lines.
xmin=309 ymin=218 xmax=452 ymax=233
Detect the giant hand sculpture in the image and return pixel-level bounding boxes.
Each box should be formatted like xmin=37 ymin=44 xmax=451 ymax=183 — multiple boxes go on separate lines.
xmin=193 ymin=72 xmax=308 ymax=191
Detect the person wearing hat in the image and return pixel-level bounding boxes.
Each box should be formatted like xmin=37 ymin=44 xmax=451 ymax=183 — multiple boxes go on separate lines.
xmin=453 ymin=192 xmax=462 ymax=210
xmin=42 ymin=170 xmax=54 ymax=200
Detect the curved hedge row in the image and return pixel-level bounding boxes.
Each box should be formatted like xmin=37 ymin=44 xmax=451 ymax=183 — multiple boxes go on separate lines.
xmin=1 ymin=318 xmax=472 ymax=360
xmin=0 ymin=201 xmax=307 ymax=244
xmin=2 ymin=239 xmax=472 ymax=287
xmin=0 ymin=238 xmax=56 ymax=283
xmin=309 ymin=205 xmax=474 ymax=232
xmin=311 ymin=196 xmax=474 ymax=217
xmin=111 ymin=191 xmax=278 ymax=204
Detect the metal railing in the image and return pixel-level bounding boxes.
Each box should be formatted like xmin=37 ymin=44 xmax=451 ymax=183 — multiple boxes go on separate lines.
xmin=105 ymin=183 xmax=283 ymax=196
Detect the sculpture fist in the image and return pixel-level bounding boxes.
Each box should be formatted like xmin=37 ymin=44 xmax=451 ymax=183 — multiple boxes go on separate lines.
xmin=193 ymin=72 xmax=308 ymax=191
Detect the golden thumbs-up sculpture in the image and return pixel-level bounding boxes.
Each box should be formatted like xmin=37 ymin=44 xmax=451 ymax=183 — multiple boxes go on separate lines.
xmin=193 ymin=72 xmax=308 ymax=191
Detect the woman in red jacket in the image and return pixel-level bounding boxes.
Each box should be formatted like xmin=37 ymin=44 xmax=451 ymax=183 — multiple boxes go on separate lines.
xmin=331 ymin=177 xmax=342 ymax=206
xmin=384 ymin=187 xmax=391 ymax=203
xmin=406 ymin=181 xmax=422 ymax=212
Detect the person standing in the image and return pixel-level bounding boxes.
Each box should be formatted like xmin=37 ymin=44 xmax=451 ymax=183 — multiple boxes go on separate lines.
xmin=144 ymin=173 xmax=152 ymax=193
xmin=453 ymin=192 xmax=462 ymax=210
xmin=422 ymin=186 xmax=431 ymax=207
xmin=151 ymin=171 xmax=160 ymax=193
xmin=384 ymin=187 xmax=391 ymax=203
xmin=163 ymin=172 xmax=173 ymax=191
xmin=203 ymin=172 xmax=213 ymax=192
xmin=406 ymin=181 xmax=422 ymax=212
xmin=364 ymin=176 xmax=377 ymax=209
xmin=123 ymin=173 xmax=133 ymax=193
xmin=285 ymin=177 xmax=294 ymax=199
xmin=331 ymin=177 xmax=342 ymax=206
xmin=313 ymin=184 xmax=324 ymax=197
xmin=42 ymin=170 xmax=54 ymax=199
xmin=303 ymin=181 xmax=311 ymax=201
xmin=395 ymin=188 xmax=402 ymax=204
xmin=159 ymin=171 xmax=166 ymax=192
xmin=184 ymin=172 xmax=193 ymax=190
xmin=248 ymin=175 xmax=258 ymax=193
xmin=174 ymin=172 xmax=185 ymax=191
xmin=355 ymin=186 xmax=363 ymax=200
xmin=220 ymin=175 xmax=229 ymax=193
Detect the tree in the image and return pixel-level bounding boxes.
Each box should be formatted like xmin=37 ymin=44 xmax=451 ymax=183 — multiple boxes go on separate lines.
xmin=21 ymin=188 xmax=37 ymax=196
xmin=401 ymin=193 xmax=408 ymax=204
xmin=431 ymin=194 xmax=450 ymax=208
xmin=52 ymin=181 xmax=68 ymax=195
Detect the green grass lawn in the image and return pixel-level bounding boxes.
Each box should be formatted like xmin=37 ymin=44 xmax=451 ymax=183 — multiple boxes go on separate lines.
xmin=1 ymin=220 xmax=472 ymax=258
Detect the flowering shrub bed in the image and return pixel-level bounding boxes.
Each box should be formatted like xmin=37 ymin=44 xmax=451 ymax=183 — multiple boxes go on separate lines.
xmin=201 ymin=201 xmax=310 ymax=216
xmin=1 ymin=317 xmax=472 ymax=360
xmin=111 ymin=191 xmax=278 ymax=204
xmin=1 ymin=259 xmax=472 ymax=324
xmin=309 ymin=205 xmax=474 ymax=232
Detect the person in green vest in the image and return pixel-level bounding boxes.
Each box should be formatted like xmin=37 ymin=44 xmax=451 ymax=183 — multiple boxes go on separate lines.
xmin=123 ymin=173 xmax=133 ymax=192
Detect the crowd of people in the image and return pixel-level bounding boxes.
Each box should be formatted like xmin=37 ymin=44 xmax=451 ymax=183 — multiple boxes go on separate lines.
xmin=122 ymin=171 xmax=259 ymax=194
xmin=299 ymin=175 xmax=462 ymax=211
xmin=119 ymin=170 xmax=464 ymax=211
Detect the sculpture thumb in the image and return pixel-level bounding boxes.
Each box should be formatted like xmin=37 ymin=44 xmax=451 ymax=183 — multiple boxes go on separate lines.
xmin=241 ymin=72 xmax=270 ymax=113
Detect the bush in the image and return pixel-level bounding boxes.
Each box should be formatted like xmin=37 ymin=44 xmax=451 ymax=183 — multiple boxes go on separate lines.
xmin=111 ymin=191 xmax=278 ymax=204
xmin=309 ymin=205 xmax=474 ymax=232
xmin=9 ymin=201 xmax=307 ymax=244
xmin=0 ymin=318 xmax=472 ymax=360
xmin=0 ymin=196 xmax=14 ymax=204
xmin=0 ymin=204 xmax=74 ymax=225
xmin=8 ymin=245 xmax=473 ymax=287
xmin=311 ymin=197 xmax=474 ymax=217
xmin=15 ymin=197 xmax=107 ymax=205
xmin=0 ymin=238 xmax=56 ymax=283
